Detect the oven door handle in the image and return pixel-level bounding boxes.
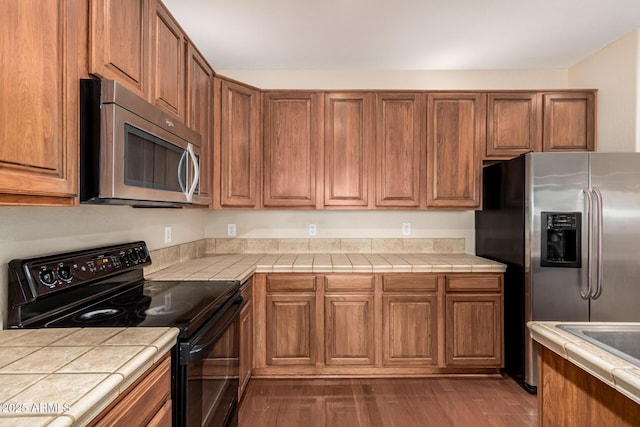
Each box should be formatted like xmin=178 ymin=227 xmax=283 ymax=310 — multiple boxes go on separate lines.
xmin=180 ymin=294 xmax=243 ymax=365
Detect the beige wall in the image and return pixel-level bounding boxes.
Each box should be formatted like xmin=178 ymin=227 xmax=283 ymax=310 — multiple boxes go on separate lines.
xmin=0 ymin=206 xmax=206 ymax=328
xmin=569 ymin=29 xmax=640 ymax=152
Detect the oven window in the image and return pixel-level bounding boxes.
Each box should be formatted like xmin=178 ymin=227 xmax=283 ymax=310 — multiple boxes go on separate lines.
xmin=124 ymin=124 xmax=187 ymax=192
xmin=186 ymin=309 xmax=239 ymax=426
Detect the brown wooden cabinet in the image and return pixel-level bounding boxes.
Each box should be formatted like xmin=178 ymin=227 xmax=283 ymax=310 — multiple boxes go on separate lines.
xmin=426 ymin=93 xmax=485 ymax=209
xmin=324 ymin=275 xmax=375 ymax=366
xmin=216 ymin=78 xmax=261 ymax=208
xmin=90 ymin=353 xmax=171 ymax=426
xmin=323 ymin=93 xmax=373 ymax=207
xmin=444 ymin=274 xmax=503 ymax=367
xmin=149 ymin=0 xmax=185 ymax=120
xmin=543 ymin=92 xmax=596 ymax=152
xmin=185 ymin=42 xmax=213 ymax=206
xmin=239 ymin=279 xmax=253 ymax=400
xmin=382 ymin=274 xmax=439 ymax=366
xmin=263 ymin=92 xmax=322 ymax=208
xmin=89 ymin=0 xmax=149 ymax=98
xmin=264 ymin=275 xmax=318 ymax=365
xmin=486 ymin=92 xmax=541 ymax=159
xmin=0 ymin=0 xmax=82 ymax=205
xmin=375 ymin=93 xmax=426 ymax=208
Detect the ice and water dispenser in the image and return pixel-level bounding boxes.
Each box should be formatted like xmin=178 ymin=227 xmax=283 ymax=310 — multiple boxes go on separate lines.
xmin=540 ymin=212 xmax=581 ymax=268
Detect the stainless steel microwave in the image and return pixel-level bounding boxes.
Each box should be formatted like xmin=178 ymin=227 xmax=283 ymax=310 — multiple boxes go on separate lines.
xmin=80 ymin=79 xmax=203 ymax=207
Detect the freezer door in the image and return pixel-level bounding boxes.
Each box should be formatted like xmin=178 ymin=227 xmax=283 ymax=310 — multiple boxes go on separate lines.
xmin=529 ymin=152 xmax=590 ymax=322
xmin=589 ymin=153 xmax=640 ymax=321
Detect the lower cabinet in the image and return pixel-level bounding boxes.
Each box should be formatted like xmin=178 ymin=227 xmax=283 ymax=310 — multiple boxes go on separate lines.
xmin=253 ymin=272 xmax=503 ymax=376
xmin=90 ymin=353 xmax=171 ymax=426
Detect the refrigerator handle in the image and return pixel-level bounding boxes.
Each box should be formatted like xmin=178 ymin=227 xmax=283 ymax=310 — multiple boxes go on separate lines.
xmin=581 ymin=187 xmax=593 ymax=300
xmin=592 ymin=187 xmax=604 ymax=299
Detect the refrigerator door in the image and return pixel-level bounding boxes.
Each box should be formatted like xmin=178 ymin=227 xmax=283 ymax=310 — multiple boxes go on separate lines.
xmin=525 ymin=152 xmax=590 ymax=387
xmin=589 ymin=153 xmax=640 ymax=321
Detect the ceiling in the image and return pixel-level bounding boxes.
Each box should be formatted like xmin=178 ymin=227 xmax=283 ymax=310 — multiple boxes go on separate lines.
xmin=163 ymin=0 xmax=640 ymax=71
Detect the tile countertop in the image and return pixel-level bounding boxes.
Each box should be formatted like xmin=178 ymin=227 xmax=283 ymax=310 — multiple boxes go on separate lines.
xmin=0 ymin=327 xmax=178 ymax=427
xmin=144 ymin=253 xmax=506 ymax=282
xmin=528 ymin=321 xmax=640 ymax=405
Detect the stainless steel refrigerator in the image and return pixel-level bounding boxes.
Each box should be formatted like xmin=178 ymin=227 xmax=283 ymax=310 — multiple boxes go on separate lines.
xmin=475 ymin=152 xmax=640 ymax=392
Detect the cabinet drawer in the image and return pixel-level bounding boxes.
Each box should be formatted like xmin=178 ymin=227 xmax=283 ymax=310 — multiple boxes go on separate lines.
xmin=445 ymin=275 xmax=502 ymax=292
xmin=325 ymin=275 xmax=375 ymax=292
xmin=267 ymin=275 xmax=317 ymax=292
xmin=382 ymin=274 xmax=438 ymax=292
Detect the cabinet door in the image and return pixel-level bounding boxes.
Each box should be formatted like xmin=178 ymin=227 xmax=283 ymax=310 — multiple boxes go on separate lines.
xmin=89 ymin=0 xmax=149 ymax=98
xmin=0 ymin=0 xmax=80 ymax=204
xmin=185 ymin=43 xmax=213 ymax=205
xmin=324 ymin=295 xmax=375 ymax=366
xmin=324 ymin=93 xmax=372 ymax=207
xmin=445 ymin=294 xmax=502 ymax=366
xmin=543 ymin=92 xmax=596 ymax=152
xmin=220 ymin=80 xmax=260 ymax=207
xmin=486 ymin=93 xmax=541 ymax=159
xmin=149 ymin=0 xmax=185 ymax=119
xmin=266 ymin=294 xmax=317 ymax=365
xmin=375 ymin=93 xmax=425 ymax=208
xmin=426 ymin=93 xmax=485 ymax=209
xmin=383 ymin=295 xmax=438 ymax=366
xmin=263 ymin=92 xmax=321 ymax=208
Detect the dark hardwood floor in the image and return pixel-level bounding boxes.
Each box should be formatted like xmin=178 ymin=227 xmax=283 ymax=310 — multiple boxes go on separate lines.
xmin=239 ymin=376 xmax=537 ymax=427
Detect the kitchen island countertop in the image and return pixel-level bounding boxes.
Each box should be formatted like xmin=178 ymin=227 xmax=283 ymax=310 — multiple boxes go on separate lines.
xmin=528 ymin=321 xmax=640 ymax=405
xmin=145 ymin=252 xmax=506 ymax=282
xmin=0 ymin=327 xmax=178 ymax=426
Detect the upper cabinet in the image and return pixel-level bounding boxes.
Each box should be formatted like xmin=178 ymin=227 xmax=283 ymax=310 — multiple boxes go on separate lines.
xmin=215 ymin=78 xmax=261 ymax=208
xmin=486 ymin=92 xmax=541 ymax=159
xmin=89 ymin=0 xmax=149 ymax=98
xmin=263 ymin=92 xmax=322 ymax=208
xmin=375 ymin=93 xmax=426 ymax=208
xmin=543 ymin=92 xmax=596 ymax=152
xmin=426 ymin=93 xmax=486 ymax=209
xmin=149 ymin=0 xmax=185 ymax=120
xmin=0 ymin=0 xmax=82 ymax=205
xmin=323 ymin=93 xmax=373 ymax=207
xmin=185 ymin=42 xmax=213 ymax=205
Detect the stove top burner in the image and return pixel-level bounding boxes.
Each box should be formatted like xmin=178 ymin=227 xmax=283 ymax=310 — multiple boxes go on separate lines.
xmin=74 ymin=308 xmax=124 ymax=322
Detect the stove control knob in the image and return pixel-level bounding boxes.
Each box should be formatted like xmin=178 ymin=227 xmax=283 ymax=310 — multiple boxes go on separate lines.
xmin=135 ymin=247 xmax=147 ymax=261
xmin=129 ymin=250 xmax=139 ymax=263
xmin=57 ymin=265 xmax=73 ymax=282
xmin=39 ymin=269 xmax=56 ymax=287
xmin=119 ymin=251 xmax=129 ymax=263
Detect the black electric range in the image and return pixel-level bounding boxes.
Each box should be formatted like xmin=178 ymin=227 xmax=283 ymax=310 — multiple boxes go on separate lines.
xmin=7 ymin=241 xmax=242 ymax=427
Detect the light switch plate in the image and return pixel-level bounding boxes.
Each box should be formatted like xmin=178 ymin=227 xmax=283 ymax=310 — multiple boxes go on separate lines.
xmin=402 ymin=223 xmax=411 ymax=236
xmin=309 ymin=224 xmax=317 ymax=236
xmin=227 ymin=224 xmax=237 ymax=237
xmin=164 ymin=226 xmax=172 ymax=243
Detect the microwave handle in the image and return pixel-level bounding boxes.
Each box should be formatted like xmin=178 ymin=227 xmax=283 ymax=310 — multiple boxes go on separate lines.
xmin=186 ymin=143 xmax=199 ymax=202
xmin=177 ymin=150 xmax=188 ymax=193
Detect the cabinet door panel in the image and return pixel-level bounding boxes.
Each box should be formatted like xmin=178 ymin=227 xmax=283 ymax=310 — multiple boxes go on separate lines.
xmin=383 ymin=295 xmax=438 ymax=366
xmin=445 ymin=294 xmax=502 ymax=366
xmin=325 ymin=295 xmax=375 ymax=366
xmin=149 ymin=0 xmax=184 ymax=119
xmin=185 ymin=43 xmax=212 ymax=204
xmin=89 ymin=0 xmax=148 ymax=97
xmin=263 ymin=92 xmax=320 ymax=207
xmin=486 ymin=93 xmax=541 ymax=159
xmin=427 ymin=93 xmax=485 ymax=208
xmin=220 ymin=80 xmax=260 ymax=207
xmin=266 ymin=294 xmax=316 ymax=365
xmin=324 ymin=93 xmax=371 ymax=206
xmin=0 ymin=0 xmax=78 ymax=201
xmin=543 ymin=92 xmax=595 ymax=151
xmin=376 ymin=93 xmax=425 ymax=207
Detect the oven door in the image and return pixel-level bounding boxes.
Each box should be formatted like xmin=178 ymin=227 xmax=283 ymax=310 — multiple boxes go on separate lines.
xmin=176 ymin=292 xmax=242 ymax=427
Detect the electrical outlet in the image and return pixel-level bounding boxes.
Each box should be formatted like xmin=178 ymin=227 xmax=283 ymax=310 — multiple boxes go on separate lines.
xmin=402 ymin=223 xmax=411 ymax=236
xmin=164 ymin=226 xmax=172 ymax=243
xmin=227 ymin=224 xmax=237 ymax=237
xmin=308 ymin=224 xmax=317 ymax=236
